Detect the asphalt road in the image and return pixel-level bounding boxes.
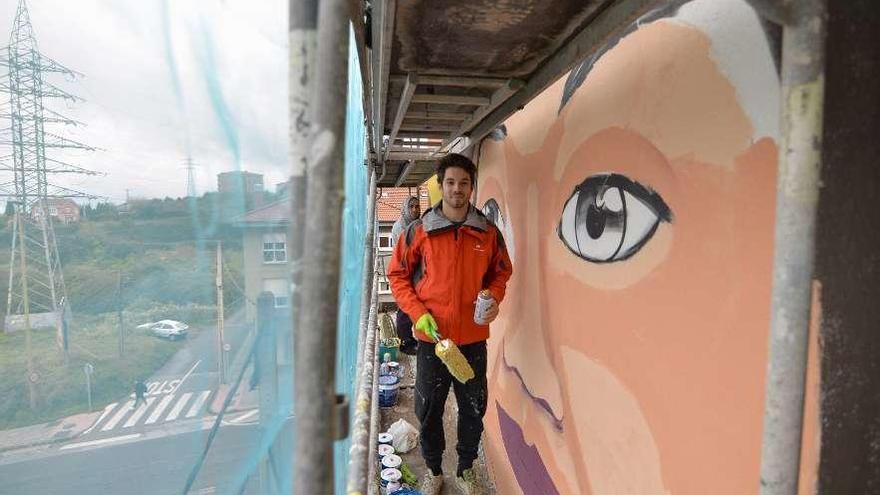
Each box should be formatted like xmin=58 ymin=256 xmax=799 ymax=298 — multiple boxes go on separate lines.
xmin=0 ymin=311 xmax=286 ymax=495
xmin=0 ymin=418 xmax=294 ymax=495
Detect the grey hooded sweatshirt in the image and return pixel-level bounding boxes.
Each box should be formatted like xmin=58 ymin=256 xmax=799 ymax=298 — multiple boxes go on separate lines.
xmin=391 ymin=196 xmax=419 ymax=246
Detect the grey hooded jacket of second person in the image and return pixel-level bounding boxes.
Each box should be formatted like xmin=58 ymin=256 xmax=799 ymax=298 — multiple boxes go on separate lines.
xmin=391 ymin=196 xmax=420 ymax=246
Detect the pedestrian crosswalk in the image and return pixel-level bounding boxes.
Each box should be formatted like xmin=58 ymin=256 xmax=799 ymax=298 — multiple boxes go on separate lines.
xmin=85 ymin=390 xmax=214 ymax=435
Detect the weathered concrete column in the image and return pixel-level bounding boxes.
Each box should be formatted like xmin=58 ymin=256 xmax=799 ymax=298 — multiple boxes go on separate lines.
xmin=292 ymin=0 xmax=351 ymax=492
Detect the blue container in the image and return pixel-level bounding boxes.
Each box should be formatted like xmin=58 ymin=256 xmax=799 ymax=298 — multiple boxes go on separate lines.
xmin=378 ymin=374 xmax=400 ymax=408
xmin=389 ymin=488 xmax=421 ymax=495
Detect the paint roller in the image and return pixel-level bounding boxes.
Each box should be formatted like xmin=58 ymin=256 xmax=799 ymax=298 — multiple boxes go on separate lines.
xmin=435 ymin=339 xmax=475 ymax=384
xmin=416 ymin=313 xmax=475 ymax=383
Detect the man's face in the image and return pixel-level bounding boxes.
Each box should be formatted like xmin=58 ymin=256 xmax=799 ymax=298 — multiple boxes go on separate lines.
xmin=441 ymin=166 xmax=473 ymax=209
xmin=408 ymin=200 xmax=420 ymax=218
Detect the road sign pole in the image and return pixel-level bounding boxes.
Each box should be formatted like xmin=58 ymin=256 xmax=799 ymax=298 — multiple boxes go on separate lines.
xmin=83 ymin=363 xmax=94 ymax=412
xmin=216 ymin=242 xmax=227 ymax=384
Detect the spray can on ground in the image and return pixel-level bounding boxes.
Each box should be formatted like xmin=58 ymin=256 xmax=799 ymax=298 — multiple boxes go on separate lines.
xmin=474 ymin=289 xmax=494 ymax=325
xmin=378 ymin=432 xmax=393 ymax=446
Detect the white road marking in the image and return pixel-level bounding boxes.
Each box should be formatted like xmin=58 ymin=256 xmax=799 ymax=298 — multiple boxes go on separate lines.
xmin=60 ymin=433 xmax=142 ymax=451
xmin=123 ymin=397 xmax=156 ymax=428
xmin=228 ymin=409 xmax=259 ymax=424
xmin=82 ymin=402 xmax=118 ymax=435
xmin=165 ymin=392 xmax=192 ymax=421
xmin=173 ymin=359 xmax=202 ymax=394
xmin=185 ymin=390 xmax=211 ymax=418
xmin=145 ymin=394 xmax=175 ymax=425
xmin=102 ymin=400 xmax=135 ymax=431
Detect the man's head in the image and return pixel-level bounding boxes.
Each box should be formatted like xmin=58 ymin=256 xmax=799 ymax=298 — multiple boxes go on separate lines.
xmin=436 ymin=153 xmax=476 ymax=210
xmin=436 ymin=153 xmax=477 ymax=184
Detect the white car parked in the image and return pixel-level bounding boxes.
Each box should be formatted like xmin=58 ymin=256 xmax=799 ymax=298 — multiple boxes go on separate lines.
xmin=137 ymin=319 xmax=189 ymax=340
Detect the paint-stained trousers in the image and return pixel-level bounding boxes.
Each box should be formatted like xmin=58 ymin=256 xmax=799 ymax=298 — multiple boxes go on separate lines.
xmin=396 ymin=309 xmax=418 ymax=353
xmin=415 ymin=340 xmax=488 ymax=474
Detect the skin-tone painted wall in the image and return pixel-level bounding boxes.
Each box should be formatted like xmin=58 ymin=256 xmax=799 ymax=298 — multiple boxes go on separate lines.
xmin=474 ymin=1 xmax=781 ymax=493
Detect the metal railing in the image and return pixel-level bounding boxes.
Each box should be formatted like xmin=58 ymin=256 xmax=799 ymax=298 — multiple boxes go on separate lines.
xmin=346 ymin=270 xmax=380 ymax=495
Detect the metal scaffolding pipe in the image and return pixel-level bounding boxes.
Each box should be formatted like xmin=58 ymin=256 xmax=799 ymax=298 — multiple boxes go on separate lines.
xmin=288 ymin=0 xmax=316 ymax=490
xmin=365 ymin=306 xmax=381 ymax=495
xmin=760 ymin=0 xmax=828 ymax=493
xmin=288 ymin=0 xmax=316 ymax=362
xmin=293 ymin=0 xmax=350 ymax=491
xmin=355 ymin=170 xmax=377 ymax=369
xmin=347 ymin=271 xmax=379 ymax=495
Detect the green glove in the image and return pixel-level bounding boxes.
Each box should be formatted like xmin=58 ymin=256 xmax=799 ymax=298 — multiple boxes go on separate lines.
xmin=399 ymin=463 xmax=418 ymax=486
xmin=415 ymin=313 xmax=441 ymax=342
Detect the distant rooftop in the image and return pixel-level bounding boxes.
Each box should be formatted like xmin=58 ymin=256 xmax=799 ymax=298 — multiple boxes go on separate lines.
xmin=376 ymin=186 xmax=431 ymax=223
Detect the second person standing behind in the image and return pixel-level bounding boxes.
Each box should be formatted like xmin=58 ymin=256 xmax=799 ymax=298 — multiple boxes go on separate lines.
xmin=391 ymin=195 xmax=421 ymax=355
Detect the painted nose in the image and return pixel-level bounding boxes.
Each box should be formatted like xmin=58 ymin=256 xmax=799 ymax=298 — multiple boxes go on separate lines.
xmin=503 ymin=183 xmax=565 ymax=423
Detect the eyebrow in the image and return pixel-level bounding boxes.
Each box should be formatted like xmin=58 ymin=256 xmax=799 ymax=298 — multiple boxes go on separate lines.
xmin=559 ymin=3 xmax=684 ymax=113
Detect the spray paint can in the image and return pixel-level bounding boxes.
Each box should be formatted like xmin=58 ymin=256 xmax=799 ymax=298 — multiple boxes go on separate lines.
xmin=378 ymin=432 xmax=393 ymax=446
xmin=380 ymin=467 xmax=402 ymax=488
xmin=381 ymin=453 xmax=402 ymax=471
xmin=474 ymin=289 xmax=494 ymax=325
xmin=378 ymin=443 xmax=395 ymax=468
xmin=385 ymin=480 xmax=402 ymax=494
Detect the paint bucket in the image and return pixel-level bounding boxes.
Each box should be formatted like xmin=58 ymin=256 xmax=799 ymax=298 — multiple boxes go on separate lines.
xmin=381 ymin=453 xmax=402 ymax=471
xmin=378 ymin=432 xmax=393 ymax=445
xmin=378 ymin=375 xmax=400 ymax=408
xmin=387 ymin=361 xmax=402 ymax=378
xmin=380 ymin=467 xmax=402 ymax=487
xmin=378 ymin=443 xmax=395 ymax=469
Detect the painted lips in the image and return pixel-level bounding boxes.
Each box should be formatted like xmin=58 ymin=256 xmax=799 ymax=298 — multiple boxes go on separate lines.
xmin=497 ymin=401 xmax=561 ymax=495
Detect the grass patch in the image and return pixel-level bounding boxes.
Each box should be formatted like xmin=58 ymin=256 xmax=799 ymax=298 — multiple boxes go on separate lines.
xmin=0 ymin=309 xmax=210 ymax=430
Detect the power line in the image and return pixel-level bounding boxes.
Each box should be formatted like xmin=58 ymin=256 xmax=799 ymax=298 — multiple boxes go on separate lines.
xmin=0 ymin=0 xmax=97 ymax=350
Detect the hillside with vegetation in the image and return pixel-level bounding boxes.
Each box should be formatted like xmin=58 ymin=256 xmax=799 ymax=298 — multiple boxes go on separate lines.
xmin=0 ymin=193 xmax=250 ymax=429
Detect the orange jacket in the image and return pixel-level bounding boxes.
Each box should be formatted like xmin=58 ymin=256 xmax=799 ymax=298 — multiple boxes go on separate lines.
xmin=388 ymin=203 xmax=513 ymax=345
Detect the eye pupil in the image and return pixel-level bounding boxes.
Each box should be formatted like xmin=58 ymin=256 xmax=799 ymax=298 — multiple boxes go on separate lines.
xmin=586 ymin=203 xmax=606 ymax=239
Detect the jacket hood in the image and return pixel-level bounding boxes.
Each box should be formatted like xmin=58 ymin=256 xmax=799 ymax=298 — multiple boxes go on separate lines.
xmin=399 ymin=196 xmax=420 ymax=225
xmin=422 ymin=202 xmax=489 ymax=233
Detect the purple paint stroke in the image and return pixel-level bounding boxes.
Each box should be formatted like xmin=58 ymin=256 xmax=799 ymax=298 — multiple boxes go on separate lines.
xmin=497 ymin=402 xmax=561 ymax=495
xmin=501 ymin=345 xmax=564 ymax=431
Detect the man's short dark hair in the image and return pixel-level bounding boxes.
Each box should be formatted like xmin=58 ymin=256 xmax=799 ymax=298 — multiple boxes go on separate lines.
xmin=436 ymin=153 xmax=477 ymax=184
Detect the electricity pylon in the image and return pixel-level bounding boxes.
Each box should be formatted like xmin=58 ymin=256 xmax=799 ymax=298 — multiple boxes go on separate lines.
xmin=0 ymin=0 xmax=98 ymax=342
xmin=184 ymin=156 xmax=198 ymax=198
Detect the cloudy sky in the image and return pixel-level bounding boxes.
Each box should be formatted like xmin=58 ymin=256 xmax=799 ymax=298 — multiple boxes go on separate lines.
xmin=0 ymin=0 xmax=288 ymax=203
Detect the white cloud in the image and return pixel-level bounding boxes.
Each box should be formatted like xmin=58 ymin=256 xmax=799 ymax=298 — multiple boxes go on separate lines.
xmin=0 ymin=0 xmax=288 ymax=202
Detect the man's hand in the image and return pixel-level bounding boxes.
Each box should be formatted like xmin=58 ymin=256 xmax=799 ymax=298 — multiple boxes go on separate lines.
xmin=481 ymin=297 xmax=499 ymax=323
xmin=415 ymin=313 xmax=441 ymax=342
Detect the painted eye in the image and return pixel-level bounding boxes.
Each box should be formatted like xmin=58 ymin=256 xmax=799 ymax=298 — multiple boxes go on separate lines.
xmin=482 ymin=198 xmax=515 ymax=262
xmin=482 ymin=198 xmax=505 ymax=232
xmin=558 ymin=174 xmax=672 ymax=263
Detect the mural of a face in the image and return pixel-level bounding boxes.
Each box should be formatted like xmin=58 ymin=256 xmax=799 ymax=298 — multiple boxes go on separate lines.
xmin=478 ymin=1 xmax=780 ymax=494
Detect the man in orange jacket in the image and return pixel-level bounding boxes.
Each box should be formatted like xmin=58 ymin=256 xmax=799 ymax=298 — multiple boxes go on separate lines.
xmin=388 ymin=153 xmax=513 ymax=495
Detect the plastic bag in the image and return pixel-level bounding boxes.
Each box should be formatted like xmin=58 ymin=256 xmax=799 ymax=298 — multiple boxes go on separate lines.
xmin=388 ymin=418 xmax=419 ymax=453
